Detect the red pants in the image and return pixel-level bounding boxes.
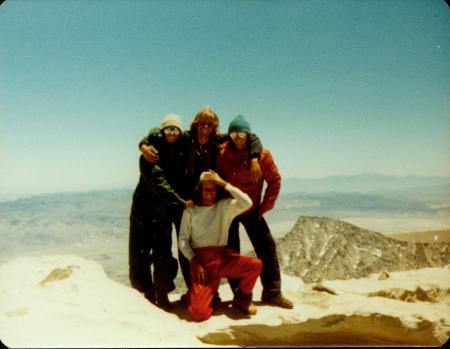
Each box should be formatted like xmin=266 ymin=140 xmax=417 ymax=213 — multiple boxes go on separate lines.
xmin=188 ymin=246 xmax=262 ymax=321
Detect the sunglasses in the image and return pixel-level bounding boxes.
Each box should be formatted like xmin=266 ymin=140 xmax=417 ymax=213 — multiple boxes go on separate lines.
xmin=229 ymin=131 xmax=247 ymax=139
xmin=198 ymin=121 xmax=214 ymax=128
xmin=163 ymin=127 xmax=181 ymax=135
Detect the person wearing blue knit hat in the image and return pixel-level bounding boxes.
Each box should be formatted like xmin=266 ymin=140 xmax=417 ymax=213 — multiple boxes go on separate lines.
xmin=228 ymin=115 xmax=252 ymax=133
xmin=217 ymin=114 xmax=294 ymax=309
xmin=138 ymin=107 xmax=265 ymax=307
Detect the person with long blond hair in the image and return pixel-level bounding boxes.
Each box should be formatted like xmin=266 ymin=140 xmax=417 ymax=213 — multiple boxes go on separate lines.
xmin=139 ymin=106 xmax=263 ymax=299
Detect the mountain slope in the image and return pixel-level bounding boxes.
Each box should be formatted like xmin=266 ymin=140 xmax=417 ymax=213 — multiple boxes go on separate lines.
xmin=277 ymin=216 xmax=450 ymax=283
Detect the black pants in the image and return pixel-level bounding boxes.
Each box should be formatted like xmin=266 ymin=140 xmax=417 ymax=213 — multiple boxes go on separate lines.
xmin=228 ymin=209 xmax=281 ymax=298
xmin=129 ymin=214 xmax=178 ymax=296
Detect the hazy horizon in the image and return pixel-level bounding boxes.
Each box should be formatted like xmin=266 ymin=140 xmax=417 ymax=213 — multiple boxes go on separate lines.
xmin=0 ymin=172 xmax=448 ymax=198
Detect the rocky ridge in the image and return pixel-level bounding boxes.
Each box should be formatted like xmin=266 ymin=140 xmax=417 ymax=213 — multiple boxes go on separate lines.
xmin=277 ymin=216 xmax=450 ymax=283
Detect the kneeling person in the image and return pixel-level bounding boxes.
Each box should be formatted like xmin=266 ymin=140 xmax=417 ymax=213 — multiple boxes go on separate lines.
xmin=178 ymin=170 xmax=262 ymax=321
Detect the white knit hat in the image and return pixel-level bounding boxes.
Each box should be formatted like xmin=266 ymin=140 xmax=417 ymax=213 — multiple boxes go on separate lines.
xmin=160 ymin=114 xmax=182 ymax=130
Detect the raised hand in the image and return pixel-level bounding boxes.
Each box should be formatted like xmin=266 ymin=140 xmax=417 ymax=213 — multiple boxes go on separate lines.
xmin=201 ymin=170 xmax=227 ymax=187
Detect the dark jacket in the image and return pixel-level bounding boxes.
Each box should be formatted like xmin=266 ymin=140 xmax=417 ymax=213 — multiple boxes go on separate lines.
xmin=140 ymin=128 xmax=263 ymax=200
xmin=139 ymin=128 xmax=189 ymax=198
xmin=183 ymin=131 xmax=262 ymax=198
xmin=131 ymin=129 xmax=187 ymax=221
xmin=130 ymin=156 xmax=186 ymax=221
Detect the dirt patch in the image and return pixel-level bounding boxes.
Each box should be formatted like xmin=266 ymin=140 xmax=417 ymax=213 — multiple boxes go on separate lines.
xmin=386 ymin=230 xmax=450 ymax=243
xmin=199 ymin=314 xmax=443 ymax=346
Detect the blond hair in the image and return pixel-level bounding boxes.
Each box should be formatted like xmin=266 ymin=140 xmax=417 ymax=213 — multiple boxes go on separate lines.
xmin=189 ymin=106 xmax=219 ymax=135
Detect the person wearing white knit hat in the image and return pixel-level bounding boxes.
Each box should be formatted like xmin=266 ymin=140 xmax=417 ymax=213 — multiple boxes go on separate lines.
xmin=129 ymin=113 xmax=190 ymax=310
xmin=160 ymin=113 xmax=182 ymax=131
xmin=159 ymin=114 xmax=182 ymax=146
xmin=138 ymin=107 xmax=264 ymax=306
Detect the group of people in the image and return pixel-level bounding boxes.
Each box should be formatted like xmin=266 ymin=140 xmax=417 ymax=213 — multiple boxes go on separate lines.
xmin=129 ymin=106 xmax=293 ymax=322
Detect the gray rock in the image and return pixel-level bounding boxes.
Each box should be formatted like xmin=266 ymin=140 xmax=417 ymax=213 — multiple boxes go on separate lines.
xmin=276 ymin=216 xmax=450 ymax=283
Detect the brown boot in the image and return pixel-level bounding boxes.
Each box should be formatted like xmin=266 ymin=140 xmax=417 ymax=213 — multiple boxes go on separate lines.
xmin=155 ymin=291 xmax=172 ymax=311
xmin=232 ymin=291 xmax=257 ymax=315
xmin=261 ymin=293 xmax=293 ymax=309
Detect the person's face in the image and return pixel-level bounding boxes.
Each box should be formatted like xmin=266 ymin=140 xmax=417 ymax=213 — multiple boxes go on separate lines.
xmin=163 ymin=127 xmax=181 ymax=144
xmin=229 ymin=131 xmax=248 ymax=150
xmin=196 ymin=118 xmax=215 ymax=145
xmin=201 ymin=180 xmax=217 ymax=206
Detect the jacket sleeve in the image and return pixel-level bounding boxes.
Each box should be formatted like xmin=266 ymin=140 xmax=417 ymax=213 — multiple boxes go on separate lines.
xmin=214 ymin=133 xmax=229 ymax=145
xmin=258 ymin=150 xmax=281 ymax=215
xmin=215 ymin=133 xmax=262 ymax=160
xmin=248 ymin=132 xmax=262 ymax=159
xmin=178 ymin=209 xmax=195 ymax=261
xmin=138 ymin=127 xmax=163 ymax=149
xmin=139 ymin=156 xmax=185 ymax=209
xmin=225 ymin=183 xmax=253 ymax=217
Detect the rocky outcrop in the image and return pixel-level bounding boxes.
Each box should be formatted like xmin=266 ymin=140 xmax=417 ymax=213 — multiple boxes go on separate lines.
xmin=277 ymin=216 xmax=450 ymax=283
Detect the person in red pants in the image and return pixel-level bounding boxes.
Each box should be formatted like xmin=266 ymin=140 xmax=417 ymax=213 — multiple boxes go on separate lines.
xmin=178 ymin=170 xmax=262 ymax=322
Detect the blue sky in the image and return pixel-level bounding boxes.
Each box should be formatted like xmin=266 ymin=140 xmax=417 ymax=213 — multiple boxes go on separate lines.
xmin=1 ymin=0 xmax=448 ymax=195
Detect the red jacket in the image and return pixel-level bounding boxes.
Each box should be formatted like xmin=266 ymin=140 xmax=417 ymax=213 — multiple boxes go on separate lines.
xmin=216 ymin=141 xmax=281 ymax=216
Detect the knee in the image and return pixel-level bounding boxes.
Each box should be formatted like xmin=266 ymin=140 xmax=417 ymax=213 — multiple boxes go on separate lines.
xmin=251 ymin=258 xmax=263 ymax=274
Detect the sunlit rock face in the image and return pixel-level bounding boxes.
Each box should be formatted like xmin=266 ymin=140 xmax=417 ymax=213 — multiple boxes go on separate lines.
xmin=277 ymin=216 xmax=450 ymax=283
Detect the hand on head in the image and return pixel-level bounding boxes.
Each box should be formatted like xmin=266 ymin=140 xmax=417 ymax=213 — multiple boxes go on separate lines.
xmin=200 ymin=170 xmax=227 ymax=187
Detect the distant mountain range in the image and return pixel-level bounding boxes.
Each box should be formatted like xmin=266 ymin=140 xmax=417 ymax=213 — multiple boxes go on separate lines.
xmin=1 ymin=174 xmax=449 ymax=290
xmin=0 ymin=190 xmax=132 ymax=257
xmin=1 ymin=174 xmax=448 ymax=261
xmin=268 ymin=188 xmax=449 ymax=223
xmin=281 ymin=173 xmax=449 ymax=194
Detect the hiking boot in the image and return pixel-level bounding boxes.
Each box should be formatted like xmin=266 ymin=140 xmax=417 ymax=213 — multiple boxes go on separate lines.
xmin=179 ymin=292 xmax=189 ymax=305
xmin=261 ymin=293 xmax=293 ymax=309
xmin=212 ymin=293 xmax=222 ymax=310
xmin=144 ymin=290 xmax=156 ymax=305
xmin=232 ymin=291 xmax=257 ymax=315
xmin=233 ymin=302 xmax=257 ymax=315
xmin=156 ymin=292 xmax=172 ymax=310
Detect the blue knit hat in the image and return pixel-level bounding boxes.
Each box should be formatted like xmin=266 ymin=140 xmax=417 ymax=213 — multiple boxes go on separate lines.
xmin=228 ymin=115 xmax=251 ymax=134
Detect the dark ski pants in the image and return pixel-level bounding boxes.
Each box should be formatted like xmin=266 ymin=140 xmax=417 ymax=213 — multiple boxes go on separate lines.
xmin=129 ymin=215 xmax=178 ymax=297
xmin=228 ymin=209 xmax=282 ymax=298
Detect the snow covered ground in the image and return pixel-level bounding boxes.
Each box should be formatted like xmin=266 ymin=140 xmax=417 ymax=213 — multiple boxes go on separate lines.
xmin=1 ymin=255 xmax=449 ymax=347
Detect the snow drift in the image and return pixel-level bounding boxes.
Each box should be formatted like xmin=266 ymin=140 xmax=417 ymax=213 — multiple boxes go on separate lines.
xmin=0 ymin=255 xmax=449 ymax=347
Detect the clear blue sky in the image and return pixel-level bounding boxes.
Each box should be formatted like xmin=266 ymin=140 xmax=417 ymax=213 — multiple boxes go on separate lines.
xmin=1 ymin=0 xmax=448 ymax=195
